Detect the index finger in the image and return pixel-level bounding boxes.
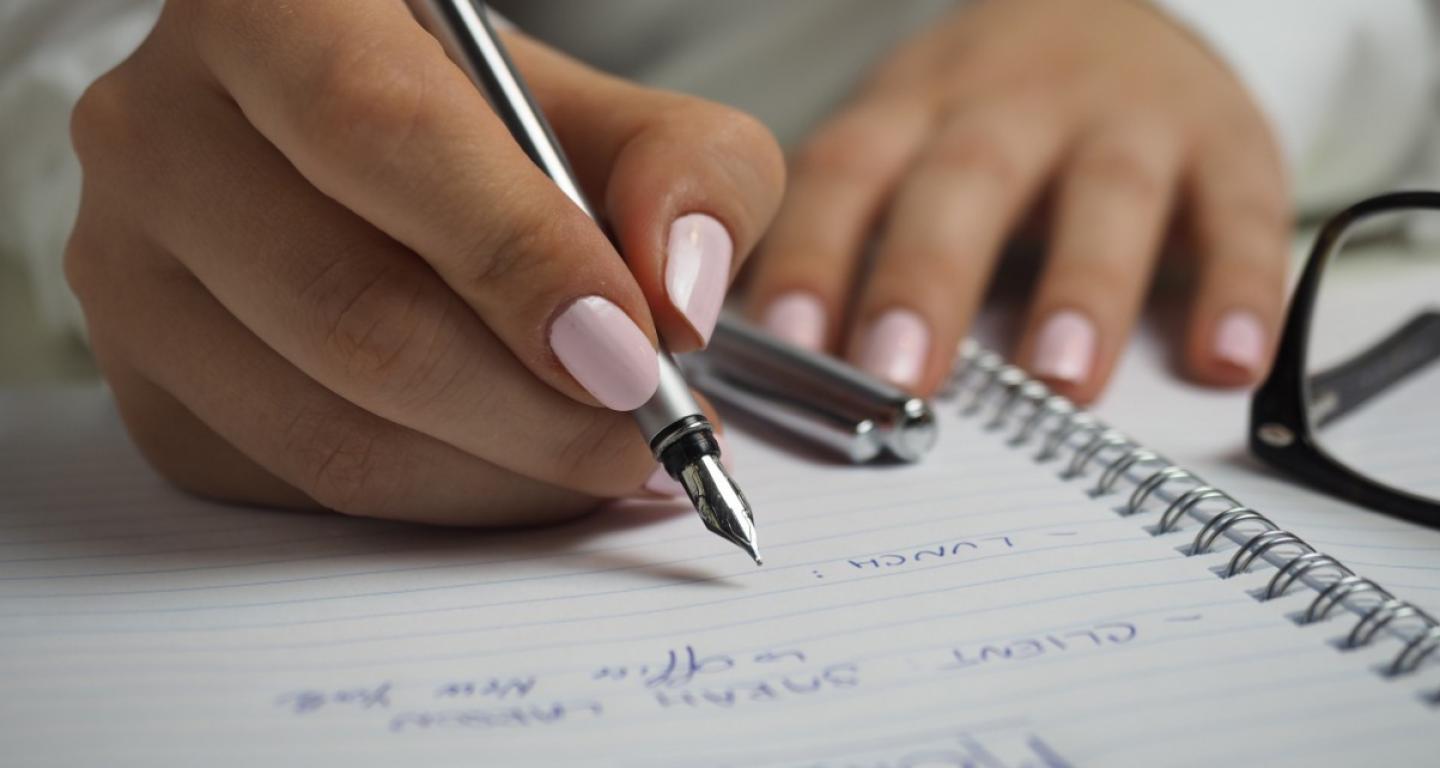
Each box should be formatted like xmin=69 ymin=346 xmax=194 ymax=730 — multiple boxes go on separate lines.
xmin=178 ymin=0 xmax=660 ymax=410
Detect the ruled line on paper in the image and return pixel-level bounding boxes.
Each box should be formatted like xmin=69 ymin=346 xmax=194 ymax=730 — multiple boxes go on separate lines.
xmin=250 ymin=618 xmax=1358 ymax=749
xmin=1 ymin=556 xmax=1203 ymax=669
xmin=3 ymin=591 xmax=1247 ymax=692
xmin=0 ymin=474 xmax=1095 ymax=568
xmin=1 ymin=514 xmax=1117 ymax=604
xmin=0 ymin=536 xmax=1168 ymax=637
xmin=0 ymin=521 xmax=357 ymax=549
xmin=0 ymin=497 xmax=1108 ymax=589
xmin=1335 ymin=560 xmax=1440 ymax=572
xmin=1302 ymin=540 xmax=1440 ymax=553
xmin=0 ymin=531 xmax=397 ymax=566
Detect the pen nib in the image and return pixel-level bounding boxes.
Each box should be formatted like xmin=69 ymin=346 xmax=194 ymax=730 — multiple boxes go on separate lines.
xmin=678 ymin=454 xmax=761 ymax=565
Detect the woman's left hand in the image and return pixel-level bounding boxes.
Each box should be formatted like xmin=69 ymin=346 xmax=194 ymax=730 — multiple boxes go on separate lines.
xmin=744 ymin=0 xmax=1290 ymax=403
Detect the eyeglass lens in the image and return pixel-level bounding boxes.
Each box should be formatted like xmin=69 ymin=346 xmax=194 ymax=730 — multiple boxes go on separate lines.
xmin=1304 ymin=207 xmax=1440 ymax=502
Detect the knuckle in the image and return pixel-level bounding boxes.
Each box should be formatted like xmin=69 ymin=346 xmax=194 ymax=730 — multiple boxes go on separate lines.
xmin=460 ymin=210 xmax=580 ymax=290
xmin=70 ymin=71 xmax=133 ymax=172
xmin=550 ymin=411 xmax=652 ymax=496
xmin=927 ymin=125 xmax=1026 ymax=192
xmin=302 ymin=41 xmax=431 ymax=172
xmin=284 ymin=407 xmax=400 ymax=516
xmin=698 ymin=106 xmax=787 ymax=205
xmin=1051 ymin=252 xmax=1133 ymax=296
xmin=312 ymin=262 xmax=459 ymax=401
xmin=794 ymin=114 xmax=899 ymax=185
xmin=1075 ymin=257 xmax=1135 ymax=293
xmin=1072 ymin=145 xmax=1168 ymax=202
xmin=706 ymin=107 xmax=784 ymax=172
xmin=1225 ymin=193 xmax=1292 ymax=241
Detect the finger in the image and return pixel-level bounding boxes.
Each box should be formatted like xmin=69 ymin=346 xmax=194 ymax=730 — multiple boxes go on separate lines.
xmin=743 ymin=97 xmax=935 ymax=351
xmin=79 ymin=248 xmax=597 ymax=527
xmin=180 ymin=1 xmax=659 ymax=411
xmin=1181 ymin=131 xmax=1291 ymax=387
xmin=103 ymin=80 xmax=660 ymax=498
xmin=101 ymin=357 xmax=314 ymax=510
xmin=512 ymin=36 xmax=786 ymax=351
xmin=1015 ymin=117 xmax=1185 ymax=403
xmin=847 ymin=101 xmax=1069 ymax=393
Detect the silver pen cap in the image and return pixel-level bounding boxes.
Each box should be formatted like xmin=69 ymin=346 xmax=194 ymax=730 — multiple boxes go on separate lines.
xmin=684 ymin=314 xmax=938 ymax=464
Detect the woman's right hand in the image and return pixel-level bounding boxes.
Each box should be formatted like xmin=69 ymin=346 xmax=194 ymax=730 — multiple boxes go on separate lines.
xmin=65 ymin=0 xmax=784 ymax=525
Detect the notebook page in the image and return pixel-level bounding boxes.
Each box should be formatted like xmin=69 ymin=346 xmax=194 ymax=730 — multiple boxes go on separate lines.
xmin=3 ymin=387 xmax=1438 ymax=767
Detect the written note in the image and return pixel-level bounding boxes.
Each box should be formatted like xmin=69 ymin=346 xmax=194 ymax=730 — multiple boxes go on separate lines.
xmin=6 ymin=387 xmax=1440 ymax=766
xmin=844 ymin=534 xmax=1018 ymax=571
xmin=942 ymin=620 xmax=1138 ymax=670
xmin=271 ymin=613 xmax=1191 ymax=738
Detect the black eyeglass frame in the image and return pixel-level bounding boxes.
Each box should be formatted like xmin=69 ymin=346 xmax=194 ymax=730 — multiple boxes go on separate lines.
xmin=1250 ymin=191 xmax=1440 ymax=528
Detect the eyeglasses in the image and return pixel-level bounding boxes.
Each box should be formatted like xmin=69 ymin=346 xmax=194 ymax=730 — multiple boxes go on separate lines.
xmin=1251 ymin=191 xmax=1440 ymax=528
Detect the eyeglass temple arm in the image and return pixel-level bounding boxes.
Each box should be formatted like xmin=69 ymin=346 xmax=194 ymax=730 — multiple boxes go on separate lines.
xmin=1307 ymin=310 xmax=1440 ymax=429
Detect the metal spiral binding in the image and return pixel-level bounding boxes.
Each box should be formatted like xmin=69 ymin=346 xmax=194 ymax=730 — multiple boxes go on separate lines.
xmin=946 ymin=342 xmax=1440 ymax=696
xmin=1192 ymin=506 xmax=1274 ymax=557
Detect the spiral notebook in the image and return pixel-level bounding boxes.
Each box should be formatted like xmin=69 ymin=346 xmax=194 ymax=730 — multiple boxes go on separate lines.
xmin=3 ymin=346 xmax=1439 ymax=767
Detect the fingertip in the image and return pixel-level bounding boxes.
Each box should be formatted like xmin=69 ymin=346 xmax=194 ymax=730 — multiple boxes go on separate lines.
xmin=1187 ymin=307 xmax=1271 ymax=388
xmin=548 ymin=296 xmax=661 ymax=412
xmin=662 ymin=212 xmax=733 ymax=351
xmin=756 ymin=290 xmax=828 ymax=351
xmin=1026 ymin=309 xmax=1097 ymax=383
xmin=1017 ymin=308 xmax=1115 ymax=405
xmin=852 ymin=307 xmax=930 ymax=391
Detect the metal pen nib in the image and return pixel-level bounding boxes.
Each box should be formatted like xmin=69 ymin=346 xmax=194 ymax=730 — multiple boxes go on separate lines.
xmin=649 ymin=407 xmax=762 ymax=565
xmin=678 ymin=454 xmax=761 ymax=565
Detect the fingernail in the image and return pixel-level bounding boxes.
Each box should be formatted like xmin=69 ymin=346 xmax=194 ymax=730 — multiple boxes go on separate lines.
xmin=550 ymin=296 xmax=659 ymax=411
xmin=1032 ymin=310 xmax=1096 ymax=385
xmin=762 ymin=292 xmax=826 ymax=350
xmin=857 ymin=308 xmax=929 ymax=388
xmin=644 ymin=464 xmax=686 ymax=497
xmin=642 ymin=432 xmax=732 ymax=498
xmin=1213 ymin=309 xmax=1266 ymax=373
xmin=666 ymin=213 xmax=732 ymax=345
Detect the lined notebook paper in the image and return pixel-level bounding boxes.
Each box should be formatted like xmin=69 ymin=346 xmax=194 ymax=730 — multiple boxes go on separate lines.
xmin=3 ymin=374 xmax=1438 ymax=768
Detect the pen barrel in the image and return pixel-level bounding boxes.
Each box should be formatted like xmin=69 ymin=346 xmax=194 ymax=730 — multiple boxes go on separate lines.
xmin=634 ymin=355 xmax=706 ymax=448
xmin=407 ymin=0 xmax=718 ymax=462
xmin=406 ymin=0 xmax=593 ymax=216
xmin=697 ymin=316 xmax=937 ymax=463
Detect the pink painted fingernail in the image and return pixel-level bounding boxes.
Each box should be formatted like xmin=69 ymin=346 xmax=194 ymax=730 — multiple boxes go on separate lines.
xmin=762 ymin=292 xmax=826 ymax=350
xmin=1214 ymin=309 xmax=1266 ymax=373
xmin=857 ymin=308 xmax=929 ymax=388
xmin=549 ymin=296 xmax=659 ymax=411
xmin=1032 ymin=310 xmax=1096 ymax=385
xmin=666 ymin=214 xmax=732 ymax=345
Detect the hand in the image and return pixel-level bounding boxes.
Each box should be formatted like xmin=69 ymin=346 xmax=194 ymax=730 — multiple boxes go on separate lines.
xmin=65 ymin=0 xmax=783 ymax=524
xmin=744 ymin=0 xmax=1288 ymax=402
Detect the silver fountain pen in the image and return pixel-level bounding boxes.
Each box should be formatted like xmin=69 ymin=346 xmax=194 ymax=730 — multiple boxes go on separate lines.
xmin=405 ymin=0 xmax=761 ymax=564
